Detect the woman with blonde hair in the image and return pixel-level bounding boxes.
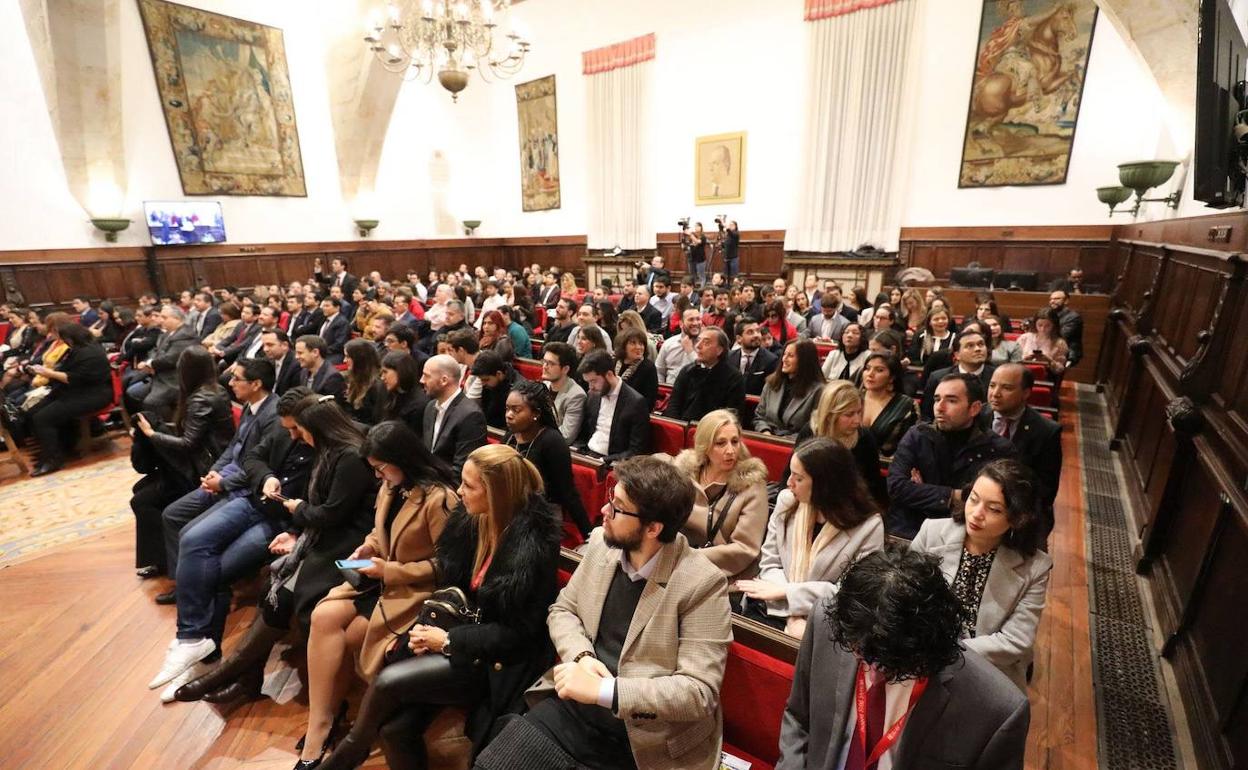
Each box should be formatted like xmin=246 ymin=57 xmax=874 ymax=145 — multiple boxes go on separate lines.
xmin=671 ymin=409 xmax=770 ymax=581
xmin=559 ymin=272 xmax=578 ymax=295
xmin=899 ymin=287 xmax=927 ymax=341
xmin=796 ymin=380 xmax=887 ymax=507
xmin=736 ymin=438 xmax=883 ymax=638
xmin=316 ymin=443 xmax=561 ymax=770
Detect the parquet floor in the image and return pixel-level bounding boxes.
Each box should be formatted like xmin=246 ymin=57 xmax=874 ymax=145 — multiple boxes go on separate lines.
xmin=0 ymin=387 xmax=1100 ymax=769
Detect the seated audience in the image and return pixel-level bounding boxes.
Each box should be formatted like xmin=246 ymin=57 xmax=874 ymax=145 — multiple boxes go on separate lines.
xmin=986 ymin=314 xmax=1023 ymax=364
xmin=418 ymin=300 xmax=467 ymax=356
xmin=921 ymin=329 xmax=995 ymax=421
xmin=655 ymin=308 xmax=702 ymax=385
xmin=573 ymin=350 xmax=651 ymax=466
xmin=908 ymin=307 xmax=956 ymax=366
xmin=540 ymin=341 xmax=586 ymax=442
xmin=663 ymin=328 xmax=746 ymax=422
xmin=212 ymin=304 xmax=261 ymax=368
xmin=125 ymin=305 xmax=198 ymax=416
xmin=795 ymin=380 xmax=887 ymax=507
xmin=201 ymin=301 xmax=243 ymax=349
xmin=72 ymin=295 xmax=99 ymax=327
xmin=0 ymin=308 xmax=36 ymax=364
xmin=821 ymin=322 xmax=867 ymax=382
xmin=316 ymin=297 xmax=351 ymax=365
xmin=504 ymin=379 xmax=592 ymax=537
xmin=670 ymin=409 xmax=769 ymax=581
xmin=497 ymin=304 xmax=533 ymax=359
xmin=888 ymin=373 xmax=1016 ymax=539
xmin=3 ymin=311 xmax=66 ymax=401
xmin=260 ymin=329 xmax=300 ymax=395
xmin=648 ymin=279 xmax=675 ymax=327
xmin=1048 ymin=289 xmax=1083 ymax=365
xmin=738 ymin=438 xmax=884 ymax=637
xmin=987 ymin=363 xmax=1061 ymax=539
xmin=806 ymin=295 xmax=849 ymax=342
xmin=1018 ymin=306 xmax=1070 ymax=378
xmin=447 ymin=329 xmax=484 ymax=401
xmin=763 ymin=298 xmax=798 ymax=352
xmin=471 ymin=350 xmax=520 ymax=430
xmin=342 ymin=339 xmax=386 ymax=426
xmin=478 ymin=309 xmax=515 ymax=363
xmin=727 ymin=317 xmax=779 ymax=397
xmin=316 ymin=445 xmax=561 ymax=770
xmin=545 ymin=298 xmax=578 ymax=345
xmin=130 ymin=347 xmax=235 ymax=578
xmin=475 ymin=454 xmax=730 ymax=770
xmin=296 ymin=334 xmax=346 ymax=402
xmin=379 ymin=351 xmax=429 ymax=437
xmin=289 ymin=294 xmax=324 ymax=340
xmin=567 ymin=305 xmax=612 ymax=352
xmin=974 ymin=293 xmax=1013 ymax=336
xmin=295 ymin=421 xmax=457 ymax=765
xmin=615 ymin=309 xmax=657 ymax=359
xmin=1051 ymin=267 xmax=1085 ymax=295
xmin=420 ymin=353 xmax=488 ymax=477
xmin=754 ymin=339 xmax=825 ymax=436
xmin=117 ymin=306 xmax=162 ymax=372
xmin=860 ymin=351 xmax=917 ymax=457
xmin=777 ymin=549 xmax=1030 ymax=769
xmin=910 ymin=459 xmax=1053 ymax=692
xmin=811 ymin=281 xmax=858 ymax=322
xmin=612 ymin=328 xmax=659 ymax=412
xmin=190 ymin=292 xmax=222 ymax=340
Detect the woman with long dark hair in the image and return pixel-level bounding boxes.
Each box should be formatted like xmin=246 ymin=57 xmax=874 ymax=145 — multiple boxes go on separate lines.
xmin=316 ymin=444 xmax=560 ymax=770
xmin=1018 ymin=306 xmax=1069 ymax=377
xmin=762 ymin=298 xmax=797 ymax=352
xmin=754 ymin=338 xmax=825 ymax=436
xmin=21 ymin=322 xmax=112 ymax=475
xmin=737 ymin=437 xmax=883 ymax=638
xmin=594 ymin=299 xmax=619 ymax=341
xmin=130 ymin=346 xmax=234 ymax=577
xmin=379 ymin=351 xmax=428 ymax=436
xmin=820 ymin=322 xmax=867 ymax=382
xmin=612 ymin=327 xmax=659 ymax=411
xmin=88 ymin=300 xmax=123 ymax=346
xmin=296 ymin=421 xmax=459 ymax=766
xmin=860 ymin=351 xmax=917 ymax=457
xmin=342 ymin=339 xmax=385 ymax=425
xmin=503 ymin=379 xmax=592 ymax=538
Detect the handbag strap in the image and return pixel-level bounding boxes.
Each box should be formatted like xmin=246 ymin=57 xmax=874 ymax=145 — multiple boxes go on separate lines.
xmin=704 ymin=487 xmax=739 ymax=546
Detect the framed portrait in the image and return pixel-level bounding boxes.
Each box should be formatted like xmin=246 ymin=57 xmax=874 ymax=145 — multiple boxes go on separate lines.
xmin=515 ymin=75 xmax=561 ymax=211
xmin=695 ymin=132 xmax=747 ymax=205
xmin=137 ymin=0 xmax=307 ymax=196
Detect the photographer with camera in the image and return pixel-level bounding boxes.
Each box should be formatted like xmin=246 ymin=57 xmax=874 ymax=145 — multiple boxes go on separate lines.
xmin=716 ymin=216 xmax=740 ymax=281
xmin=684 ymin=220 xmax=709 ymax=288
xmin=634 ymin=255 xmax=670 ymax=293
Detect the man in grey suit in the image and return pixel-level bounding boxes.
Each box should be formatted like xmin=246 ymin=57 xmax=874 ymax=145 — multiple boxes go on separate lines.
xmin=541 ymin=342 xmax=585 ymax=442
xmin=420 ymin=354 xmax=487 ymax=477
xmin=124 ymin=304 xmax=198 ymax=416
xmin=777 ymin=549 xmax=1029 ymax=770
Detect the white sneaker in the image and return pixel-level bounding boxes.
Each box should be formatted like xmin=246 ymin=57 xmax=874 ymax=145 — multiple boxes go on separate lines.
xmin=160 ymin=660 xmax=211 ymax=703
xmin=148 ymin=638 xmax=216 ymax=689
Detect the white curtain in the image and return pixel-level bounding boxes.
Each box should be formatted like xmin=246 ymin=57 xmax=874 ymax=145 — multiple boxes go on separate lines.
xmin=785 ymin=0 xmax=919 ymax=253
xmin=586 ymin=61 xmax=654 ymax=250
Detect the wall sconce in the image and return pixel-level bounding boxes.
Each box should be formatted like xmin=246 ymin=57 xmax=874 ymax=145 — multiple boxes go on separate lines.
xmin=462 ymin=219 xmax=481 ymax=236
xmin=354 ymin=219 xmax=379 ymax=237
xmin=90 ymin=217 xmax=131 ymax=242
xmin=1098 ymin=160 xmax=1182 ymax=217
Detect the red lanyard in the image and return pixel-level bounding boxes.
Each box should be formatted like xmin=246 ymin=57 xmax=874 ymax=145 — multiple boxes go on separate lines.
xmin=855 ymin=665 xmax=928 ymax=768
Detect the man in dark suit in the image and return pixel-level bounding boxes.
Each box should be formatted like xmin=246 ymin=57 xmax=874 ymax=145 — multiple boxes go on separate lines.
xmin=261 ymin=329 xmax=301 ymax=395
xmin=988 ymin=363 xmax=1061 ymax=539
xmin=72 ymin=296 xmax=99 ymax=327
xmin=316 ymin=297 xmax=351 ymax=365
xmin=190 ymin=292 xmax=221 ymax=340
xmin=1050 ymin=267 xmax=1085 ymax=295
xmin=635 ymin=255 xmax=672 ymax=293
xmin=663 ymin=327 xmax=746 ymax=421
xmin=294 ymin=334 xmax=345 ymax=402
xmin=288 ymin=293 xmax=324 ymax=339
xmin=1049 ymin=289 xmax=1084 ymax=366
xmin=572 ymin=350 xmax=651 ymax=466
xmin=213 ymin=304 xmax=260 ymax=365
xmin=125 ymin=305 xmax=199 ymax=416
xmin=537 ymin=271 xmax=562 ymax=309
xmin=920 ymin=329 xmax=995 ymax=422
xmin=632 ymin=286 xmax=663 ymax=334
xmin=119 ymin=306 xmax=162 ymax=372
xmin=778 ymin=549 xmax=1029 ymax=770
xmin=471 ymin=350 xmax=520 ymax=430
xmin=420 ymin=354 xmax=488 ymax=477
xmin=314 ymin=256 xmax=359 ymax=298
xmin=725 ymin=317 xmax=778 ymax=396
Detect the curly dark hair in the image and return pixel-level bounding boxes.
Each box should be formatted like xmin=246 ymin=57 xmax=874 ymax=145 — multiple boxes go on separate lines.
xmin=954 ymin=458 xmax=1042 ymax=557
xmin=826 ymin=548 xmax=963 ymax=683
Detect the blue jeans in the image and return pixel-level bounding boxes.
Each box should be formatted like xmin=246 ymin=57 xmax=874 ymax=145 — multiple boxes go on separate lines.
xmin=691 ymin=260 xmax=707 ymax=288
xmin=174 ymin=496 xmax=282 ymax=642
xmin=724 ymin=256 xmax=739 ymax=281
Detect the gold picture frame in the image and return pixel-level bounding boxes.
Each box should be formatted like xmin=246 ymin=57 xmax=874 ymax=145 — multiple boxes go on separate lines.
xmin=695 ymin=131 xmax=746 ymax=205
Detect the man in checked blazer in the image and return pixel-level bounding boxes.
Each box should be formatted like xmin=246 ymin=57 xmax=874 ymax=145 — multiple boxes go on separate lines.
xmin=475 ymin=456 xmax=732 ymax=770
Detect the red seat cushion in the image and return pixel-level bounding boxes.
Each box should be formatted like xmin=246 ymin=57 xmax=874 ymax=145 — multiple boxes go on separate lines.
xmin=1024 ymin=363 xmax=1047 ymax=381
xmin=515 ymin=358 xmax=542 ymax=382
xmin=722 ymin=642 xmax=793 ymax=769
xmin=655 ymin=383 xmax=672 ymax=413
xmin=650 ymin=417 xmax=687 ymax=457
xmin=742 ymin=434 xmax=793 ymax=483
xmin=1028 ymin=384 xmax=1053 ymax=409
xmin=571 ymin=460 xmax=606 ymax=526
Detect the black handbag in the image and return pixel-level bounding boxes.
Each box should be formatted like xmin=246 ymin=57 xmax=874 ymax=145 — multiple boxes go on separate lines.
xmin=383 ymin=586 xmax=479 ymax=666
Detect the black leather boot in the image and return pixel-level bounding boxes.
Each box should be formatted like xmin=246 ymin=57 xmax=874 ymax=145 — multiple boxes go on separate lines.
xmin=174 ymin=618 xmax=285 ymax=702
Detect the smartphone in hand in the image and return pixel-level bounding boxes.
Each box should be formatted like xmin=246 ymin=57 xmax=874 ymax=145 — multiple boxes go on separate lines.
xmin=335 ymin=559 xmax=374 ymax=570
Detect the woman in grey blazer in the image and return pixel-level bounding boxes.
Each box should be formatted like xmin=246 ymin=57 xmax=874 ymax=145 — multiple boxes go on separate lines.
xmin=910 ymin=459 xmax=1052 ymax=692
xmin=753 ymin=339 xmax=826 ymax=437
xmin=736 ymin=438 xmax=883 ymax=638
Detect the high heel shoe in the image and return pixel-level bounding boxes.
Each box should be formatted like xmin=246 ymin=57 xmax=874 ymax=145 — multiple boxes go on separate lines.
xmin=296 ymin=700 xmax=348 ymax=751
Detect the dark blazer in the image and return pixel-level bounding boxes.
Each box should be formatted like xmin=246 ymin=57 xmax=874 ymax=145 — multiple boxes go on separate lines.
xmin=663 ymin=359 xmax=747 ymax=422
xmin=78 ymin=308 xmax=100 ymax=327
xmin=2 ymin=325 xmax=38 ymax=361
xmin=777 ymin=599 xmax=1030 ymax=770
xmin=920 ymin=363 xmax=997 ymax=422
xmin=300 ymin=363 xmax=346 ymax=402
xmin=435 ymin=496 xmax=562 ymax=753
xmin=886 ymin=422 xmax=1017 ymax=538
xmin=316 ymin=313 xmax=351 ymax=364
xmin=994 ymin=406 xmax=1061 ymax=536
xmin=210 ymin=393 xmax=280 ymax=493
xmin=638 ymin=303 xmax=664 ymax=334
xmin=271 ymin=351 xmax=301 ymax=395
xmin=219 ymin=322 xmax=261 ymax=366
xmin=144 ymin=387 xmax=235 ymax=483
xmin=637 ymin=267 xmax=672 ymax=291
xmin=1057 ymin=307 xmax=1083 ymax=366
xmin=537 ymin=284 xmax=561 ymax=308
xmin=344 ymin=379 xmax=387 ymax=426
xmin=194 ymin=307 xmax=222 ymax=340
xmin=315 ymin=269 xmax=360 ymax=298
xmin=422 ymin=391 xmax=488 ymax=477
xmin=147 ymin=325 xmax=200 ymax=407
xmin=573 ymin=380 xmax=651 ymax=464
xmin=241 ymin=424 xmax=315 ymax=522
xmin=49 ymin=342 xmax=114 ymax=410
xmin=617 ymin=357 xmax=659 ymax=412
xmin=289 ymin=308 xmax=324 ymax=340
xmin=479 ymin=367 xmax=520 ymax=430
xmin=119 ymin=325 xmax=161 ymax=367
xmin=726 ymin=346 xmax=779 ymax=397
xmin=381 ymin=387 xmax=429 ymax=437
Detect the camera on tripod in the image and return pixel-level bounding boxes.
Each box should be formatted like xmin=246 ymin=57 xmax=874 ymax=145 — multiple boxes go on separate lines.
xmin=677 ymin=217 xmax=690 ymax=230
xmin=714 ymin=214 xmax=727 ymax=230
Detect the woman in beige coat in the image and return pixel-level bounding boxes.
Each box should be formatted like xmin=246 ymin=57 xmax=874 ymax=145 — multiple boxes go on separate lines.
xmin=671 ymin=409 xmax=770 ymax=581
xmin=296 ymin=421 xmax=458 ymax=766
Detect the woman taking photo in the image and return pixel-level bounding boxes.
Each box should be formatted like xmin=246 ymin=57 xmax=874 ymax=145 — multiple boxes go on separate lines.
xmin=378 ymin=351 xmax=428 ymax=436
xmin=820 ymin=322 xmax=867 ymax=382
xmin=503 ymin=379 xmax=592 ymax=538
xmin=342 ymin=339 xmax=385 ymax=426
xmin=754 ymin=339 xmax=825 ymax=436
xmin=672 ymin=409 xmax=769 ymax=581
xmin=736 ymin=438 xmax=883 ymax=638
xmin=612 ymin=327 xmax=659 ymax=411
xmin=316 ymin=444 xmax=561 ymax=770
xmin=21 ymin=322 xmax=112 ymax=476
xmin=478 ymin=310 xmax=515 ymax=363
xmin=986 ymin=315 xmax=1023 ymax=364
xmin=173 ymin=397 xmax=376 ymax=707
xmin=860 ymin=351 xmax=917 ymax=457
xmin=130 ymin=346 xmax=234 ymax=578
xmin=796 ymin=380 xmax=887 ymax=507
xmin=296 ymin=421 xmax=458 ymax=767
xmin=1018 ymin=306 xmax=1069 ymax=378
xmin=910 ymin=459 xmax=1052 ymax=691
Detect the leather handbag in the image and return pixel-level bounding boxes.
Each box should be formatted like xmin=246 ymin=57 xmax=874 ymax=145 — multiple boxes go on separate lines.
xmin=383 ymin=586 xmax=480 ymax=666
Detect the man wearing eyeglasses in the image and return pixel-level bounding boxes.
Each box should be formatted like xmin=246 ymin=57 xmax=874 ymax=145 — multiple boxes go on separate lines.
xmin=475 ymin=455 xmax=732 ymax=770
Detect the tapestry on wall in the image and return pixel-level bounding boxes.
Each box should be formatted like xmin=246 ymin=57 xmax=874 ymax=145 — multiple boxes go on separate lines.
xmin=515 ymin=75 xmax=561 ymax=211
xmin=137 ymin=0 xmax=307 ymax=196
xmin=958 ymin=0 xmax=1097 ymax=188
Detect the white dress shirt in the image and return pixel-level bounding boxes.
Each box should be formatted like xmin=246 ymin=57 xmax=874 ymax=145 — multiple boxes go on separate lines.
xmin=587 ymin=378 xmax=622 ymax=456
xmin=431 ymin=387 xmax=462 ymax=447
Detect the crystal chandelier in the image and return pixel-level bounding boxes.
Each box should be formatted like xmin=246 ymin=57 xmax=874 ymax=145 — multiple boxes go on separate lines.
xmin=363 ymin=0 xmax=531 ymax=102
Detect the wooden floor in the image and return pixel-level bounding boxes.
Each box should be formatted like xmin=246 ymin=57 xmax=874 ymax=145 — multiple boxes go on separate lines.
xmin=0 ymin=388 xmax=1100 ymax=770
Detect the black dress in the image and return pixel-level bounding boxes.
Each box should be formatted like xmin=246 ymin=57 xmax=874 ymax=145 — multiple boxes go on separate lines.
xmin=506 ymin=428 xmax=593 ymax=536
xmin=616 ymin=357 xmax=659 ymax=412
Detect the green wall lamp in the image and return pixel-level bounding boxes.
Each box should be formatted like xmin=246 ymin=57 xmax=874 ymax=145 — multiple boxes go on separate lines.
xmin=1102 ymin=160 xmax=1183 ymax=217
xmin=1097 ymin=186 xmax=1133 ymax=216
xmin=354 ymin=219 xmax=379 ymax=237
xmin=90 ymin=217 xmax=131 ymax=242
xmin=463 ymin=219 xmax=481 ymax=236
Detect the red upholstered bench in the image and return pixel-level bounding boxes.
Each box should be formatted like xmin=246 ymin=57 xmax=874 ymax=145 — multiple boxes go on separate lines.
xmin=231 ymin=405 xmax=242 ymax=429
xmin=742 ymin=395 xmax=760 ymax=427
xmin=813 ymin=341 xmax=835 ymax=361
xmin=650 ymin=416 xmax=689 ymax=457
xmin=721 ymin=641 xmax=793 ymax=770
xmin=569 ymin=453 xmax=608 ymax=547
xmin=1029 ymin=384 xmax=1054 ymax=409
xmin=655 ymin=383 xmax=672 ymax=413
xmin=530 ymin=338 xmax=544 ymax=358
xmin=0 ymin=322 xmax=10 ymax=342
xmin=1024 ymin=363 xmax=1047 ymax=382
xmin=1004 ymin=331 xmax=1022 ymax=341
xmin=533 ymin=305 xmax=547 ymax=331
xmin=514 ymin=357 xmax=543 ymax=382
xmin=741 ymin=431 xmax=795 ymax=484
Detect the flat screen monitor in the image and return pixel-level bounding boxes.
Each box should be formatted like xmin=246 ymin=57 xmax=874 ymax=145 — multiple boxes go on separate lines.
xmin=144 ymin=200 xmax=227 ymax=245
xmin=950 ymin=267 xmax=994 ymax=288
xmin=993 ymin=271 xmax=1039 ymax=291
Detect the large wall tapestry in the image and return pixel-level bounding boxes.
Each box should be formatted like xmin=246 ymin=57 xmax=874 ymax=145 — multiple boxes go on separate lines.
xmin=137 ymin=0 xmax=306 ymax=196
xmin=695 ymin=132 xmax=746 ymax=205
xmin=515 ymin=75 xmax=561 ymax=211
xmin=959 ymin=0 xmax=1097 ymax=188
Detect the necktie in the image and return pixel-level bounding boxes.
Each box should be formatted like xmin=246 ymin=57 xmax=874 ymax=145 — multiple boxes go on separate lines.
xmin=741 ymin=353 xmax=752 ymax=373
xmin=995 ymin=415 xmax=1011 ymax=438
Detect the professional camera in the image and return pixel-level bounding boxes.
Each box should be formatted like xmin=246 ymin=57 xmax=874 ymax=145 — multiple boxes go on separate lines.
xmin=714 ymin=214 xmax=727 ymax=230
xmin=677 ymin=217 xmax=690 ymax=230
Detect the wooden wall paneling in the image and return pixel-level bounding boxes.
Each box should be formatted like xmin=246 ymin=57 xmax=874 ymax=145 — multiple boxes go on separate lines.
xmin=897 ymin=225 xmax=1117 ymax=289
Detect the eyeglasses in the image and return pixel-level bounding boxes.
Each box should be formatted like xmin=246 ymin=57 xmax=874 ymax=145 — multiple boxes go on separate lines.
xmin=368 ymin=461 xmax=389 ymax=477
xmin=604 ymin=488 xmax=642 ymax=520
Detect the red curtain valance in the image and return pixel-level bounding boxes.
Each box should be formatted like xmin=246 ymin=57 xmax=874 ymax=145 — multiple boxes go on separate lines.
xmin=804 ymin=0 xmax=901 ymax=21
xmin=582 ymin=33 xmax=655 ymax=75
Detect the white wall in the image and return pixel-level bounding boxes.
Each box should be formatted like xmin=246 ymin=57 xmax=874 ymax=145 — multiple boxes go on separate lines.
xmin=0 ymin=0 xmax=1224 ymax=252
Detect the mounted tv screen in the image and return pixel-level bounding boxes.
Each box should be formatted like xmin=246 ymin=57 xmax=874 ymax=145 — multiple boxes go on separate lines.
xmin=144 ymin=200 xmax=227 ymax=245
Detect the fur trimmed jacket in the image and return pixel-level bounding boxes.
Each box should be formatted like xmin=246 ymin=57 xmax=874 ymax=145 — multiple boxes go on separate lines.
xmin=671 ymin=450 xmax=771 ymax=581
xmin=435 ymin=492 xmax=562 ymax=753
